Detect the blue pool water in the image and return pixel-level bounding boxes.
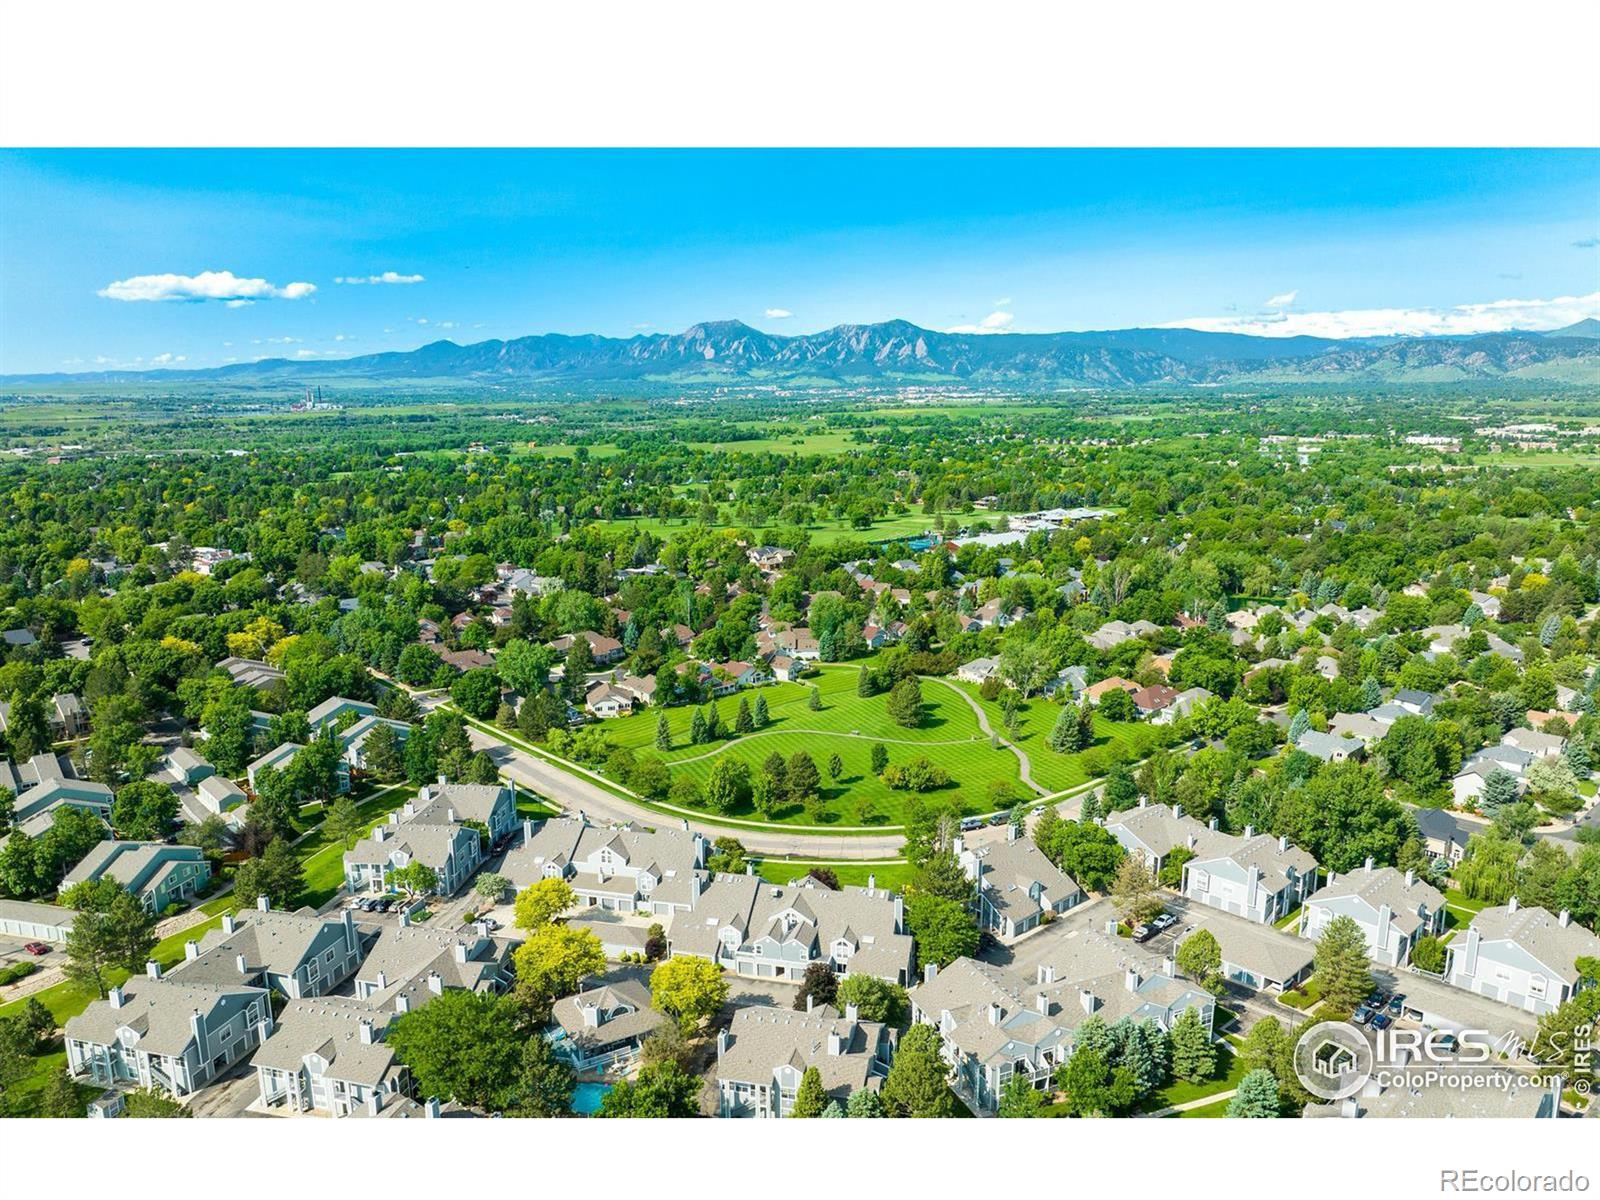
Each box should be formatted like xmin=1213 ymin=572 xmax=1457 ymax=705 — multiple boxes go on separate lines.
xmin=571 ymin=1082 xmax=613 ymax=1115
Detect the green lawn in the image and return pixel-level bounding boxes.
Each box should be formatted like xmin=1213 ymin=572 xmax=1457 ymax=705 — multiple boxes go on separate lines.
xmin=1136 ymin=1043 xmax=1247 ymax=1112
xmin=754 ymin=859 xmax=915 ymax=891
xmin=1173 ymin=1096 xmax=1234 ymax=1118
xmin=594 ymin=503 xmax=1024 ymax=547
xmin=593 ymin=666 xmax=1027 ymax=826
xmin=948 ymin=681 xmax=1159 ymax=793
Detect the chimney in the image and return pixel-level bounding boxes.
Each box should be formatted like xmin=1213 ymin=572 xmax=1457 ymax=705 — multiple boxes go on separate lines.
xmin=365 ymin=1092 xmax=381 ymax=1116
xmin=806 ymin=993 xmax=815 ymax=1013
xmin=923 ymin=962 xmax=938 ymax=983
xmin=358 ymin=1019 xmax=375 ymax=1045
xmin=425 ymin=1096 xmax=441 ymax=1119
xmin=454 ymin=942 xmax=469 ymax=964
xmin=145 ymin=960 xmax=161 ymax=979
xmin=1078 ymin=989 xmax=1098 ymax=1015
xmin=108 ymin=985 xmax=126 ymax=1009
xmin=1404 ymin=868 xmax=1415 ymax=888
xmin=399 ymin=909 xmax=411 ymax=928
xmin=1039 ymin=964 xmax=1056 ymax=985
xmin=184 ymin=940 xmax=200 ymax=961
xmin=844 ymin=1004 xmax=858 ymax=1023
xmin=1105 ymin=919 xmax=1119 ymax=936
xmin=716 ymin=1030 xmax=729 ymax=1061
xmin=1376 ymin=904 xmax=1393 ymax=951
xmin=1172 ymin=803 xmax=1184 ymax=819
xmin=427 ymin=972 xmax=443 ymax=995
xmin=190 ymin=1008 xmax=205 ymax=1050
xmin=446 ymin=807 xmax=456 ymax=824
xmin=867 ymin=873 xmax=876 ymax=892
xmin=1124 ymin=968 xmax=1140 ymax=994
xmin=395 ymin=994 xmax=411 ymax=1014
xmin=343 ymin=906 xmax=357 ymax=954
xmin=1559 ymin=909 xmax=1571 ymax=927
xmin=436 ymin=774 xmax=447 ymax=787
xmin=1035 ymin=991 xmax=1049 ymax=1015
xmin=827 ymin=1031 xmax=843 ymax=1056
xmin=1246 ymin=863 xmax=1261 ymax=909
xmin=1243 ymin=825 xmax=1254 ymax=839
xmin=222 ymin=914 xmax=237 ymax=935
xmin=373 ymin=824 xmax=389 ymax=843
xmin=1186 ymin=833 xmax=1197 ymax=850
xmin=1364 ymin=856 xmax=1374 ymax=873
xmin=256 ymin=894 xmax=271 ymax=912
xmin=1508 ymin=895 xmax=1519 ymax=913
xmin=986 ymin=1002 xmax=1002 ymax=1025
xmin=522 ymin=819 xmax=533 ymax=842
xmin=1208 ymin=817 xmax=1218 ymax=831
xmin=1278 ymin=835 xmax=1290 ymax=853
xmin=474 ymin=920 xmax=490 ymax=939
xmin=1138 ymin=798 xmax=1147 ymax=808
xmin=235 ymin=953 xmax=248 ymax=975
xmin=376 ymin=970 xmax=389 ymax=991
xmin=1007 ymin=823 xmax=1019 ymax=843
xmin=1162 ymin=956 xmax=1176 ymax=978
xmin=952 ymin=835 xmax=965 ymax=857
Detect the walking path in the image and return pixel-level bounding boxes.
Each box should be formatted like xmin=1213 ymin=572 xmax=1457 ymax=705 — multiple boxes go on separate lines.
xmin=926 ymin=676 xmax=1045 ymax=795
xmin=668 ymin=725 xmax=987 ymax=765
xmin=1141 ymin=1089 xmax=1238 ymax=1117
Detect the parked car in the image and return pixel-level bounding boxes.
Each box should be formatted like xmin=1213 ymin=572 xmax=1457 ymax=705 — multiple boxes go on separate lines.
xmin=1434 ymin=1032 xmax=1459 ymax=1053
xmin=1150 ymin=913 xmax=1177 ymax=932
xmin=1352 ymin=1005 xmax=1374 ymax=1025
xmin=1387 ymin=993 xmax=1406 ymax=1016
xmin=960 ymin=817 xmax=984 ymax=832
xmin=1371 ymin=1012 xmax=1392 ymax=1031
xmin=987 ymin=813 xmax=1008 ymax=827
xmin=1131 ymin=924 xmax=1156 ymax=943
xmin=22 ymin=942 xmax=50 ymax=956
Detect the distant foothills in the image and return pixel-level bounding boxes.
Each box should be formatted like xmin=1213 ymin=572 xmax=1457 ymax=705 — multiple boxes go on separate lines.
xmin=8 ymin=316 xmax=1600 ymax=388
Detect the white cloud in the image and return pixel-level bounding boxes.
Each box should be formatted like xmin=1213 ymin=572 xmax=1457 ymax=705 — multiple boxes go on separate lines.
xmin=993 ymin=296 xmax=1013 ymax=307
xmin=334 ymin=271 xmax=425 ymax=285
xmin=1265 ymin=290 xmax=1299 ymax=308
xmin=150 ymin=353 xmax=187 ymax=366
xmin=947 ymin=310 xmax=1016 ymax=335
xmin=99 ymin=270 xmax=315 ymax=303
xmin=411 ymin=317 xmax=429 ymax=325
xmin=764 ymin=308 xmax=793 ymax=319
xmin=438 ymin=321 xmax=456 ymax=330
xmin=1161 ymin=291 xmax=1600 ymax=339
xmin=332 ymin=333 xmax=355 ymax=342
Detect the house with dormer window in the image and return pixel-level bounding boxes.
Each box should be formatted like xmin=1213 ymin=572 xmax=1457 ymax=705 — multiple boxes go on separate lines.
xmin=502 ymin=815 xmax=707 ymax=915
xmin=549 ymin=973 xmax=666 ymax=1072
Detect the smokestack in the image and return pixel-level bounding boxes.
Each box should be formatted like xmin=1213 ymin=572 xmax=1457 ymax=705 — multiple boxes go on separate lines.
xmin=145 ymin=961 xmax=161 ymax=979
xmin=235 ymin=953 xmax=248 ymax=975
xmin=184 ymin=940 xmax=200 ymax=961
xmin=222 ymin=914 xmax=237 ymax=935
xmin=108 ymin=986 xmax=125 ymax=1009
xmin=256 ymin=894 xmax=271 ymax=912
xmin=359 ymin=1019 xmax=375 ymax=1045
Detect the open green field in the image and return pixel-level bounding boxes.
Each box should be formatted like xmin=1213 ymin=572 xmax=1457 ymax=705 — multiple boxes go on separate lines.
xmin=948 ymin=681 xmax=1160 ymax=793
xmin=593 ymin=505 xmax=1022 ymax=547
xmin=594 ymin=664 xmax=1029 ymax=825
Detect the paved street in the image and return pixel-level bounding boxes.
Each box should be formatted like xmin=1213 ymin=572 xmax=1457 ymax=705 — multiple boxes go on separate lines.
xmin=466 ymin=724 xmax=908 ymax=858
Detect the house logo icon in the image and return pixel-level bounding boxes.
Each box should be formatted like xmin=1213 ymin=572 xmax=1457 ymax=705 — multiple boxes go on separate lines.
xmin=1293 ymin=1021 xmax=1375 ymax=1101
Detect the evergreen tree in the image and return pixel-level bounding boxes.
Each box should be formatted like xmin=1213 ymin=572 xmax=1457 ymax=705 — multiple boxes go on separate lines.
xmin=870 ymin=742 xmax=889 ymax=775
xmin=808 ymin=686 xmax=822 ymax=712
xmin=1169 ymin=1007 xmax=1216 ymax=1083
xmin=751 ymin=692 xmax=769 ymax=729
xmin=792 ymin=1066 xmax=828 ymax=1117
xmin=857 ymin=664 xmax=874 ymax=698
xmin=1048 ymin=703 xmax=1079 ymax=752
xmin=689 ymin=707 xmax=708 ymax=745
xmin=1287 ymin=708 xmax=1310 ymax=744
xmin=734 ymin=696 xmax=753 ymax=734
xmin=846 ymin=1087 xmax=885 ymax=1117
xmin=1227 ymin=1069 xmax=1281 ymax=1118
xmin=997 ymin=1073 xmax=1044 ymax=1117
xmin=1479 ymin=767 xmax=1520 ymax=818
xmin=1312 ymin=913 xmax=1373 ymax=1016
xmin=703 ymin=703 xmax=724 ymax=741
xmin=655 ymin=709 xmax=672 ymax=751
xmin=1079 ymin=790 xmax=1103 ymax=824
xmin=1360 ymin=677 xmax=1382 ymax=710
xmin=827 ymin=753 xmax=844 ymax=782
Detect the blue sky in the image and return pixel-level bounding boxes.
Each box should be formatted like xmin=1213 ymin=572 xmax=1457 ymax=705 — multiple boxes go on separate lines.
xmin=1 ymin=149 xmax=1596 ymax=373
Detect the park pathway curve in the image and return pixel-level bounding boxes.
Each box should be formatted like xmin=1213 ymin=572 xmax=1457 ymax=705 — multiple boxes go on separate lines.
xmin=924 ymin=676 xmax=1046 ymax=796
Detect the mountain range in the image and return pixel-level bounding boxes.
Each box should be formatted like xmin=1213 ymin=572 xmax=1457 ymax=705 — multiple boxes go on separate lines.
xmin=7 ymin=318 xmax=1599 ymax=388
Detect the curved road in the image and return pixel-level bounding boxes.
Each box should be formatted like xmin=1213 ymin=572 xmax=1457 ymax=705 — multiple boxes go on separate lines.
xmin=926 ymin=676 xmax=1045 ymax=795
xmin=467 ymin=724 xmax=908 ymax=859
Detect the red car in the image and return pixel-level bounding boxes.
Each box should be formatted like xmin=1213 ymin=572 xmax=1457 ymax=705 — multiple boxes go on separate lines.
xmin=22 ymin=942 xmax=51 ymax=956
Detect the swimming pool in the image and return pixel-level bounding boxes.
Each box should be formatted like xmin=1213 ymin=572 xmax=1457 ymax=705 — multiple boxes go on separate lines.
xmin=571 ymin=1082 xmax=613 ymax=1115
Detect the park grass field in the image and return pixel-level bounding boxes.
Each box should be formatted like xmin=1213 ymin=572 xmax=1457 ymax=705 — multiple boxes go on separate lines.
xmin=754 ymin=859 xmax=916 ymax=891
xmin=592 ymin=504 xmax=1022 ymax=547
xmin=948 ymin=680 xmax=1159 ymax=793
xmin=592 ymin=663 xmax=1026 ymax=825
